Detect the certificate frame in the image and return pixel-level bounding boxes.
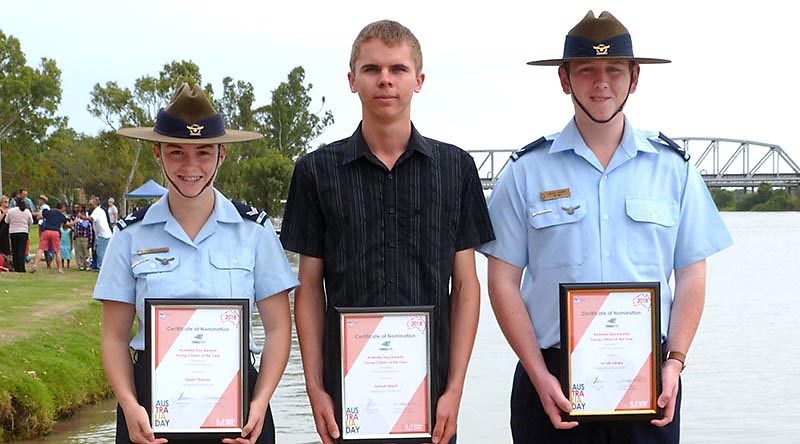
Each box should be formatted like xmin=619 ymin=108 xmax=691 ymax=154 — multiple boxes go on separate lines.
xmin=144 ymin=298 xmax=250 ymax=440
xmin=559 ymin=283 xmax=662 ymax=421
xmin=335 ymin=306 xmax=434 ymax=444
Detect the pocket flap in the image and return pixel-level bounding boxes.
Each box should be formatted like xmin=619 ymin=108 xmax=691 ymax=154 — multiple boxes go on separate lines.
xmin=210 ymin=249 xmax=254 ymax=271
xmin=625 ymin=198 xmax=678 ymax=226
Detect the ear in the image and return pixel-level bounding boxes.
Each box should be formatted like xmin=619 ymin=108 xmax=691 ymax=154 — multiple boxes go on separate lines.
xmin=414 ymin=72 xmax=425 ymax=93
xmin=558 ymin=65 xmax=571 ymax=94
xmin=218 ymin=144 xmax=227 ymax=164
xmin=347 ymin=71 xmax=357 ymax=93
xmin=152 ymin=143 xmax=161 ymax=160
xmin=629 ymin=63 xmax=641 ymax=94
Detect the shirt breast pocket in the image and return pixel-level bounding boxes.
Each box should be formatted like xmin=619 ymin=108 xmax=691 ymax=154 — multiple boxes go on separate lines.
xmin=209 ymin=248 xmax=255 ymax=298
xmin=625 ymin=198 xmax=679 ymax=265
xmin=527 ymin=198 xmax=586 ymax=269
xmin=132 ymin=257 xmax=180 ymax=297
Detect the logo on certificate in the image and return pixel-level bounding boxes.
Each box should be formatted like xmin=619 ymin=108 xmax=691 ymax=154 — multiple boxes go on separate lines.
xmin=220 ymin=310 xmax=241 ymax=326
xmin=632 ymin=293 xmax=651 ymax=310
xmin=345 ymin=406 xmax=360 ymax=434
xmin=407 ymin=316 xmax=426 ymax=332
xmin=153 ymin=399 xmax=171 ymax=427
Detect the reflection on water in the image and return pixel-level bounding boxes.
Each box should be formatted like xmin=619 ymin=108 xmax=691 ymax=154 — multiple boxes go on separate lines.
xmin=16 ymin=213 xmax=800 ymax=443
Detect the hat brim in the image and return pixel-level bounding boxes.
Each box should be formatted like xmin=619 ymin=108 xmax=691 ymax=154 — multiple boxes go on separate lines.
xmin=527 ymin=56 xmax=671 ymax=66
xmin=117 ymin=127 xmax=263 ymax=144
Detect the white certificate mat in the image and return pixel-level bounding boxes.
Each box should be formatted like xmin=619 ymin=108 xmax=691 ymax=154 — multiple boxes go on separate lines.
xmin=560 ymin=283 xmax=661 ymax=420
xmin=147 ymin=300 xmax=248 ymax=436
xmin=339 ymin=310 xmax=432 ymax=441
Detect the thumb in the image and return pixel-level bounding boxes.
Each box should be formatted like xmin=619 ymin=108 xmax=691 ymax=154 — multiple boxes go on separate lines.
xmin=555 ymin=393 xmax=572 ymax=413
xmin=326 ymin=412 xmax=340 ymax=439
xmin=658 ymin=391 xmax=672 ymax=408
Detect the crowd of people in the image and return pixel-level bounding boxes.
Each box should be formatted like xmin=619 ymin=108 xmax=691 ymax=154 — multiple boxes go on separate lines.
xmin=0 ymin=189 xmax=119 ymax=273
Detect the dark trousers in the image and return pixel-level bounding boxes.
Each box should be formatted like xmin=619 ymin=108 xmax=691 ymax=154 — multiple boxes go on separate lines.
xmin=510 ymin=350 xmax=681 ymax=444
xmin=9 ymin=232 xmax=28 ymax=272
xmin=116 ymin=355 xmax=275 ymax=444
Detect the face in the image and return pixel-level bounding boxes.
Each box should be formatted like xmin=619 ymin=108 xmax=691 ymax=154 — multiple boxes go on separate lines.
xmin=153 ymin=143 xmax=226 ymax=198
xmin=559 ymin=60 xmax=639 ymax=123
xmin=348 ymin=39 xmax=424 ymax=123
xmin=1 ymin=198 xmax=8 ymax=208
xmin=73 ymin=204 xmax=82 ymax=213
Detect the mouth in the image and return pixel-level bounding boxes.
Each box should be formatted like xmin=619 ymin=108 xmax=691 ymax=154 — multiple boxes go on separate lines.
xmin=177 ymin=175 xmax=203 ymax=183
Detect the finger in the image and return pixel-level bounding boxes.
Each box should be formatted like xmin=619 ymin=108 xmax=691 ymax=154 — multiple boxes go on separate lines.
xmin=314 ymin=416 xmax=335 ymax=444
xmin=324 ymin=410 xmax=340 ymax=440
xmin=431 ymin=415 xmax=446 ymax=443
xmin=651 ymin=396 xmax=676 ymax=427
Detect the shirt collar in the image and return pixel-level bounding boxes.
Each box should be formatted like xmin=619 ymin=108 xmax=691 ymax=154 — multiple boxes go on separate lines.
xmin=141 ymin=189 xmax=242 ymax=226
xmin=549 ymin=116 xmax=659 ymax=158
xmin=342 ymin=122 xmax=434 ymax=165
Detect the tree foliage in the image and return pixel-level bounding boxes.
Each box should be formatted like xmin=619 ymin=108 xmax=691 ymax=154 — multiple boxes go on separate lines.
xmin=1 ymin=29 xmax=333 ymax=214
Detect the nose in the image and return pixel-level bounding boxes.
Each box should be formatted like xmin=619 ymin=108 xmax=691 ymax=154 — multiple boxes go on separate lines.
xmin=378 ymin=68 xmax=393 ymax=87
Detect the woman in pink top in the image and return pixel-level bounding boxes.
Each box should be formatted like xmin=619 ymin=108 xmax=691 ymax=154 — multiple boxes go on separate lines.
xmin=4 ymin=198 xmax=33 ymax=272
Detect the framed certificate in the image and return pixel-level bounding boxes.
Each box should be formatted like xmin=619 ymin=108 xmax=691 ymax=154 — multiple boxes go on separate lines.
xmin=335 ymin=306 xmax=434 ymax=443
xmin=144 ymin=299 xmax=249 ymax=440
xmin=559 ymin=283 xmax=662 ymax=421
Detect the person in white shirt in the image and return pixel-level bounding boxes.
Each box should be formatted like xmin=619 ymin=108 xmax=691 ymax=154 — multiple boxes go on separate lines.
xmin=107 ymin=197 xmax=119 ymax=227
xmin=87 ymin=195 xmax=112 ymax=270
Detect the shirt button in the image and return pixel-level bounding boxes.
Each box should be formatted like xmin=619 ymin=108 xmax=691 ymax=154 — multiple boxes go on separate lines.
xmin=191 ymin=275 xmax=198 ymax=281
xmin=232 ymin=258 xmax=238 ymax=264
xmin=604 ymin=251 xmax=611 ymax=258
xmin=388 ymin=208 xmax=396 ymax=214
xmin=389 ymin=277 xmax=396 ymax=284
xmin=387 ymin=173 xmax=393 ymax=180
xmin=602 ymin=175 xmax=608 ymax=181
xmin=602 ymin=214 xmax=609 ymax=220
xmin=389 ymin=241 xmax=396 ymax=248
xmin=150 ymin=263 xmax=156 ymax=268
xmin=652 ymin=212 xmax=658 ymax=218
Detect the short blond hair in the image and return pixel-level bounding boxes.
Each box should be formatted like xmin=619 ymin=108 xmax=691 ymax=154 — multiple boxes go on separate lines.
xmin=350 ymin=20 xmax=423 ymax=75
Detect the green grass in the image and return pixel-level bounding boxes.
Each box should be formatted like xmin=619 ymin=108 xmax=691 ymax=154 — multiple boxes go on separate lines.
xmin=0 ymin=263 xmax=110 ymax=442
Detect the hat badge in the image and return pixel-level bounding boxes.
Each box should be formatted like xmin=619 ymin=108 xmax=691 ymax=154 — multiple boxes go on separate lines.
xmin=186 ymin=124 xmax=204 ymax=136
xmin=593 ymin=43 xmax=611 ymax=56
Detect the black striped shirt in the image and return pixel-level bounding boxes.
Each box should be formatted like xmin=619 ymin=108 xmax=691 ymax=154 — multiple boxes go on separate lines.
xmin=280 ymin=123 xmax=494 ymax=407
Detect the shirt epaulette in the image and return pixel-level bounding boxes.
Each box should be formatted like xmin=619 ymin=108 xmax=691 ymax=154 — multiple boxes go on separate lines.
xmin=231 ymin=200 xmax=269 ymax=226
xmin=116 ymin=205 xmax=151 ymax=231
xmin=653 ymin=132 xmax=691 ymax=162
xmin=511 ymin=137 xmax=547 ymax=161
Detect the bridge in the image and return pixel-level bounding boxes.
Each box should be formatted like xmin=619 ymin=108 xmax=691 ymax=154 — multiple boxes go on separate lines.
xmin=469 ymin=137 xmax=800 ymax=192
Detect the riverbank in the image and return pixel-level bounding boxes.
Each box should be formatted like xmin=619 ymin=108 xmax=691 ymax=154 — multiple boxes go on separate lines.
xmin=0 ymin=269 xmax=109 ymax=442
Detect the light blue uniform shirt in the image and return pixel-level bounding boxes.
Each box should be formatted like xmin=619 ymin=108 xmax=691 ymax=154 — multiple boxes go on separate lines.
xmin=93 ymin=189 xmax=299 ymax=352
xmin=479 ymin=118 xmax=732 ymax=348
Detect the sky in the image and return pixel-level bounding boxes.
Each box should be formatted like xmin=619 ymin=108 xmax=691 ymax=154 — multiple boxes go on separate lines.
xmin=3 ymin=0 xmax=798 ymax=164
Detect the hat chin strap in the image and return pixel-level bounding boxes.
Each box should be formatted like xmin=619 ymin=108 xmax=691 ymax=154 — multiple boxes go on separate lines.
xmin=158 ymin=144 xmax=220 ymax=200
xmin=568 ymin=74 xmax=632 ymax=124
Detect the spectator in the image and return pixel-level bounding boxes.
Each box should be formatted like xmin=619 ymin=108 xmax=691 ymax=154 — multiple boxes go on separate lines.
xmin=0 ymin=196 xmax=10 ymax=256
xmin=87 ymin=195 xmax=112 ymax=270
xmin=31 ymin=202 xmax=72 ymax=274
xmin=60 ymin=218 xmax=73 ymax=269
xmin=4 ymin=198 xmax=33 ymax=272
xmin=107 ymin=197 xmax=119 ymax=227
xmin=35 ymin=194 xmax=54 ymax=268
xmin=71 ymin=203 xmax=93 ymax=271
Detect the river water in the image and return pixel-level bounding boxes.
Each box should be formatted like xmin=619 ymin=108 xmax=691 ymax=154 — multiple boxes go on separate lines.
xmin=17 ymin=212 xmax=800 ymax=443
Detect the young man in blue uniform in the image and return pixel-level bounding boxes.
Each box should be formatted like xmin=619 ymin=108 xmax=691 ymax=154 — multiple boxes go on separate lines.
xmin=479 ymin=11 xmax=733 ymax=444
xmin=94 ymin=84 xmax=298 ymax=444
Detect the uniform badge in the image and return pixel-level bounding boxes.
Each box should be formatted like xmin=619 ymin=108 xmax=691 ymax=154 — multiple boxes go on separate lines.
xmin=186 ymin=124 xmax=204 ymax=136
xmin=136 ymin=247 xmax=170 ymax=255
xmin=562 ymin=205 xmax=581 ymax=215
xmin=540 ymin=188 xmax=571 ymax=201
xmin=593 ymin=43 xmax=611 ymax=56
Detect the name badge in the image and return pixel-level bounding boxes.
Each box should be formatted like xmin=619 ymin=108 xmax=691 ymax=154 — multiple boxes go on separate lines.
xmin=540 ymin=188 xmax=571 ymax=201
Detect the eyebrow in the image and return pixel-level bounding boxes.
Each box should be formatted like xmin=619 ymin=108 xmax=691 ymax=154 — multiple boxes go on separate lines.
xmin=164 ymin=144 xmax=216 ymax=149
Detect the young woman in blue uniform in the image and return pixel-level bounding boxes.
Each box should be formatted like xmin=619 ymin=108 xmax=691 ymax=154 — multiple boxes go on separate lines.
xmin=93 ymin=84 xmax=298 ymax=444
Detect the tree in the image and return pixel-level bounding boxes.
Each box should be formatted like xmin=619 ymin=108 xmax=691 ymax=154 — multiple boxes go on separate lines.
xmin=256 ymin=66 xmax=333 ymax=159
xmin=710 ymin=188 xmax=735 ymax=210
xmin=0 ymin=29 xmax=63 ymax=195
